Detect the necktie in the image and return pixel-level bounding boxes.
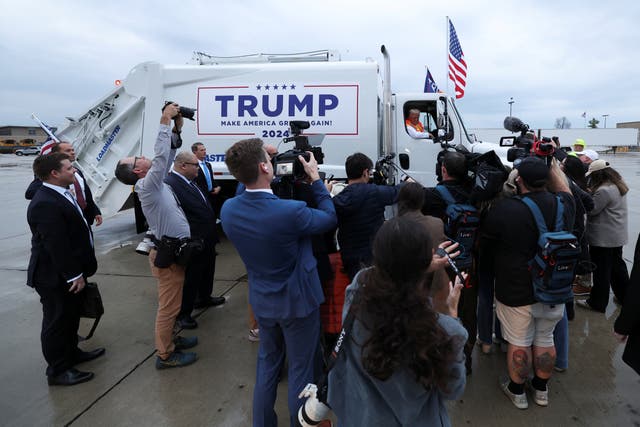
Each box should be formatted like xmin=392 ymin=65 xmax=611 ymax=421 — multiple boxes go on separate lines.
xmin=64 ymin=190 xmax=94 ymax=247
xmin=73 ymin=177 xmax=87 ymax=210
xmin=200 ymin=161 xmax=213 ymax=192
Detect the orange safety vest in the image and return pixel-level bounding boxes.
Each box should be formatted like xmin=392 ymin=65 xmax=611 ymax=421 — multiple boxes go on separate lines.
xmin=406 ymin=119 xmax=425 ymax=133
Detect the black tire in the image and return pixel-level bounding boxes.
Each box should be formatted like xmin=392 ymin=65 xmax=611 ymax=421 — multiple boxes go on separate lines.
xmin=15 ymin=152 xmax=23 ymax=156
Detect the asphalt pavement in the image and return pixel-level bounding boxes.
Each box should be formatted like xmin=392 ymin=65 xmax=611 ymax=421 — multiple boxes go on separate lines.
xmin=0 ymin=152 xmax=638 ymax=427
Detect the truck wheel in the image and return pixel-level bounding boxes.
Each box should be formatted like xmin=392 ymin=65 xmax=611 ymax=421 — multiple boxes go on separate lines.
xmin=15 ymin=152 xmax=23 ymax=156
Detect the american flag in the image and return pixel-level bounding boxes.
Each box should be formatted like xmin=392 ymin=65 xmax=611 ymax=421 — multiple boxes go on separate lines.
xmin=448 ymin=19 xmax=468 ymax=99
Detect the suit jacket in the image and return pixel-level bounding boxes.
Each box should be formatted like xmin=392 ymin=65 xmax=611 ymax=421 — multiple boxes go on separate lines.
xmin=221 ymin=180 xmax=337 ymax=319
xmin=27 ymin=186 xmax=97 ymax=288
xmin=164 ymin=172 xmax=218 ymax=243
xmin=25 ymin=170 xmax=102 ymax=226
xmin=193 ymin=161 xmax=218 ymax=208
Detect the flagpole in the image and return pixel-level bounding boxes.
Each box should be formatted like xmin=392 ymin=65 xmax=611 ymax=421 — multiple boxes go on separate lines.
xmin=445 ymin=16 xmax=450 ymax=97
xmin=31 ymin=113 xmax=59 ymax=142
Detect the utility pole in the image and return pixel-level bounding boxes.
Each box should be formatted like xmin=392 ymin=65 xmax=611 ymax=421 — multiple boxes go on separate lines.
xmin=602 ymin=114 xmax=609 ymax=128
xmin=508 ymin=97 xmax=515 ymax=117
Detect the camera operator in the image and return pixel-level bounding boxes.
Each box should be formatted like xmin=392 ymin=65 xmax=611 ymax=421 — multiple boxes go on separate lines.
xmin=220 ymin=138 xmax=336 ymax=427
xmin=114 ymin=103 xmax=198 ymax=370
xmin=480 ymin=157 xmax=574 ymax=409
xmin=421 ymin=150 xmax=477 ymax=374
xmin=332 ymin=152 xmax=403 ymax=281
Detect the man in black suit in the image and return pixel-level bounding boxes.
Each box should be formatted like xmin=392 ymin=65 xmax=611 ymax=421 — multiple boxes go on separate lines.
xmin=25 ymin=142 xmax=103 ymax=226
xmin=191 ymin=142 xmax=222 ymax=215
xmin=27 ymin=153 xmax=104 ymax=386
xmin=165 ymin=151 xmax=225 ymax=330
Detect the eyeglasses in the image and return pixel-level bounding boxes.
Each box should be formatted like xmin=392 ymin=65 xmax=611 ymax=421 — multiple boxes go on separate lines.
xmin=133 ymin=156 xmax=140 ymax=169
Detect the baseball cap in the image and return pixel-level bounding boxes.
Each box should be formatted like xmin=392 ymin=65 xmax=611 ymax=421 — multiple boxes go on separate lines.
xmin=581 ymin=149 xmax=599 ymax=161
xmin=515 ymin=157 xmax=549 ymax=187
xmin=585 ymin=159 xmax=611 ymax=177
xmin=574 ymin=138 xmax=586 ymax=147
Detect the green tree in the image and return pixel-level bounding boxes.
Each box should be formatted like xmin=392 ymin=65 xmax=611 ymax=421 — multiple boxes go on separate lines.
xmin=554 ymin=117 xmax=571 ymax=129
xmin=588 ymin=118 xmax=600 ymax=128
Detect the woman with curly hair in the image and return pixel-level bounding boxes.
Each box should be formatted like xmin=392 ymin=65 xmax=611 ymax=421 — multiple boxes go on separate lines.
xmin=327 ymin=216 xmax=467 ymax=426
xmin=577 ymin=160 xmax=630 ymax=313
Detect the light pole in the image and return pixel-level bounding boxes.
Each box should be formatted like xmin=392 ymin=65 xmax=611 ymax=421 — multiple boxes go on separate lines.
xmin=508 ymin=97 xmax=515 ymax=117
xmin=602 ymin=114 xmax=609 ymax=128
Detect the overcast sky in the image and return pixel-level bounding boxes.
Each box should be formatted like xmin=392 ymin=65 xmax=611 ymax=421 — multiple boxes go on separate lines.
xmin=2 ymin=0 xmax=639 ymax=130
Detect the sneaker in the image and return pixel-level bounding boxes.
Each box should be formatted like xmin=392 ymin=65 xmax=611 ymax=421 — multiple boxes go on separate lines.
xmin=526 ymin=379 xmax=549 ymax=406
xmin=155 ymin=350 xmax=197 ymax=369
xmin=174 ymin=336 xmax=198 ymax=351
xmin=572 ymin=284 xmax=591 ymax=297
xmin=248 ymin=328 xmax=260 ymax=342
xmin=499 ymin=377 xmax=528 ymax=409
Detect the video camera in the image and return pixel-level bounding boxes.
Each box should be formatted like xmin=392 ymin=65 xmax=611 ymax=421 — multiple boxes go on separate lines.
xmin=272 ymin=121 xmax=324 ymax=180
xmin=504 ymin=116 xmax=557 ymax=166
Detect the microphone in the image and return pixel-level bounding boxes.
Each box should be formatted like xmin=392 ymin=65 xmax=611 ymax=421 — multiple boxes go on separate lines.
xmin=503 ymin=116 xmax=529 ymax=133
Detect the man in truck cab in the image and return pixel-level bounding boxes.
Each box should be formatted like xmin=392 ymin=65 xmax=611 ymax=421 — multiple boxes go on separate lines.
xmin=405 ymin=108 xmax=434 ymax=139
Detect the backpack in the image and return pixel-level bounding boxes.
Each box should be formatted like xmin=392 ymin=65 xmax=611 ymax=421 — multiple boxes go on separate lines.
xmin=517 ymin=195 xmax=580 ymax=305
xmin=435 ymin=185 xmax=480 ymax=270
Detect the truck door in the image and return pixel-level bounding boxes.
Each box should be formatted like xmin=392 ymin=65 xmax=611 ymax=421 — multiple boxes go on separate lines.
xmin=393 ymin=95 xmax=446 ymax=187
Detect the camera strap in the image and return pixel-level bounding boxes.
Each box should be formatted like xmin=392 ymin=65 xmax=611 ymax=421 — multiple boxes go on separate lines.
xmin=325 ymin=286 xmax=360 ymax=372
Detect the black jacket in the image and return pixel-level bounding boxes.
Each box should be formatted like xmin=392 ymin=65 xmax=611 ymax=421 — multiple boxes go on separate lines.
xmin=193 ymin=161 xmax=218 ymax=207
xmin=615 ymin=233 xmax=640 ymax=374
xmin=422 ymin=179 xmax=471 ymax=221
xmin=25 ymin=170 xmax=102 ymax=226
xmin=165 ymin=172 xmax=218 ymax=244
xmin=480 ymin=191 xmax=575 ymax=307
xmin=27 ymin=186 xmax=97 ymax=288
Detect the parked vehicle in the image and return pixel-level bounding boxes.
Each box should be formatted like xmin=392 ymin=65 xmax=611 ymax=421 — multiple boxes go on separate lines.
xmin=55 ymin=46 xmax=505 ymax=218
xmin=14 ymin=146 xmax=40 ymax=156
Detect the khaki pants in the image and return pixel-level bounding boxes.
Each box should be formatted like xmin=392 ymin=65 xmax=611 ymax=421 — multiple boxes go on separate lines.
xmin=149 ymin=249 xmax=184 ymax=359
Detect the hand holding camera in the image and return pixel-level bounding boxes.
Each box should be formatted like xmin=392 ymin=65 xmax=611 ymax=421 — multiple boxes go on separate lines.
xmin=299 ymin=152 xmax=321 ymax=182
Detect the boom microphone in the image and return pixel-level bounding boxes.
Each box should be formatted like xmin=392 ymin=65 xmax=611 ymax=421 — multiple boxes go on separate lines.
xmin=503 ymin=116 xmax=529 ymax=133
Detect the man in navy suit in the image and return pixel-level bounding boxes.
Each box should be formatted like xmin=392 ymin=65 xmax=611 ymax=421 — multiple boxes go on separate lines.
xmin=25 ymin=142 xmax=103 ymax=227
xmin=221 ymin=138 xmax=336 ymax=427
xmin=27 ymin=153 xmax=104 ymax=386
xmin=165 ymin=151 xmax=225 ymax=330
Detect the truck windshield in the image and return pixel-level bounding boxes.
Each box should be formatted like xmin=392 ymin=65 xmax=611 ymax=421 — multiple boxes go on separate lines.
xmin=450 ymin=101 xmax=474 ymax=144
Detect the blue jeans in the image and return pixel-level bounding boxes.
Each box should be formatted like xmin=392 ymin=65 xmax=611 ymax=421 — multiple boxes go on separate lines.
xmin=553 ymin=307 xmax=569 ymax=370
xmin=254 ymin=309 xmax=321 ymax=427
xmin=477 ymin=268 xmax=503 ymax=344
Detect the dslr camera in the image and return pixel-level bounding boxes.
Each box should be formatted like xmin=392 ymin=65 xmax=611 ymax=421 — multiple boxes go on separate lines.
xmin=272 ymin=121 xmax=324 ymax=179
xmin=504 ymin=116 xmax=556 ymax=166
xmin=163 ymin=101 xmax=197 ymax=121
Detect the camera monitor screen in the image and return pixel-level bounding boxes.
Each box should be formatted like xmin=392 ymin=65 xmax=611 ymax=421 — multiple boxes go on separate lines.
xmin=276 ymin=161 xmax=294 ymax=176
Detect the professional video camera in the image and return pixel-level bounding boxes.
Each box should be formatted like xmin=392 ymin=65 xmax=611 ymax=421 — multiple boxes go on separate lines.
xmin=272 ymin=121 xmax=324 ymax=180
xmin=503 ymin=116 xmax=557 ymax=166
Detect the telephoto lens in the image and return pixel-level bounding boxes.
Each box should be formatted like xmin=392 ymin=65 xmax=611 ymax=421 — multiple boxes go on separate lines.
xmin=297 ymin=383 xmax=333 ymax=426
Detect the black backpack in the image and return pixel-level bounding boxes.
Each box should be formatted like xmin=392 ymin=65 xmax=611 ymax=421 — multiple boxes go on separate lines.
xmin=517 ymin=195 xmax=580 ymax=305
xmin=435 ymin=185 xmax=479 ymax=270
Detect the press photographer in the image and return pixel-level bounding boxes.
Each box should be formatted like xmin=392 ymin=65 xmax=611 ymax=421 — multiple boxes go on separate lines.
xmin=114 ymin=102 xmax=199 ymax=370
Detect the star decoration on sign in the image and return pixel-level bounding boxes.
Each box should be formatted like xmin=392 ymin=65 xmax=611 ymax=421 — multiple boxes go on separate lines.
xmin=264 ymin=84 xmax=270 ymax=90
xmin=273 ymin=84 xmax=279 ymax=90
xmin=256 ymin=84 xmax=262 ymax=90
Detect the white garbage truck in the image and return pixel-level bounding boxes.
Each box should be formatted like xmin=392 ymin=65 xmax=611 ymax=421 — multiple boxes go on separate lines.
xmin=56 ymin=46 xmax=504 ymax=218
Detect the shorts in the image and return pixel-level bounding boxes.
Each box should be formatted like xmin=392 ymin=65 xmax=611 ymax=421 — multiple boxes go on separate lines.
xmin=496 ymin=301 xmax=564 ymax=347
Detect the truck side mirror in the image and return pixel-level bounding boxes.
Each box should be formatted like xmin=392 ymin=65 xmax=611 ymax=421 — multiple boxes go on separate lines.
xmin=399 ymin=153 xmax=410 ymax=169
xmin=436 ymin=99 xmax=447 ymax=129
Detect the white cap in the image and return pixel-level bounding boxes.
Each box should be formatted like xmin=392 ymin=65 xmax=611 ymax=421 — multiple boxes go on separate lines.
xmin=580 ymin=149 xmax=599 ymax=161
